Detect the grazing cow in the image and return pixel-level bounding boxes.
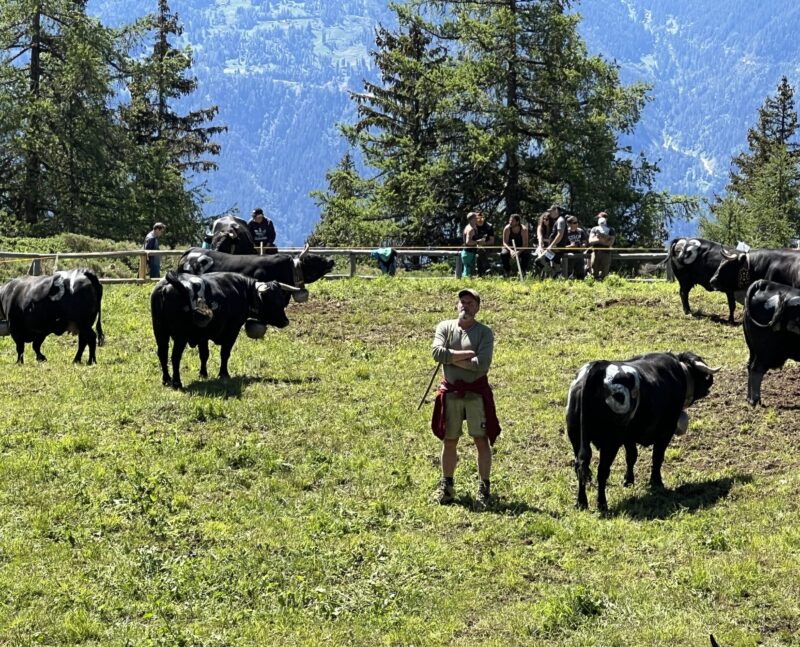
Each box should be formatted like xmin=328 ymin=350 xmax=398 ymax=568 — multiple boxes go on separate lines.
xmin=743 ymin=279 xmax=800 ymax=406
xmin=177 ymin=246 xmax=335 ymax=303
xmin=668 ymin=237 xmax=738 ymax=322
xmin=151 ymin=271 xmax=301 ymax=388
xmin=566 ymin=351 xmax=718 ymax=512
xmin=210 ymin=215 xmax=255 ymax=254
xmin=0 ymin=269 xmax=104 ymax=364
xmin=710 ymin=248 xmax=800 ymax=297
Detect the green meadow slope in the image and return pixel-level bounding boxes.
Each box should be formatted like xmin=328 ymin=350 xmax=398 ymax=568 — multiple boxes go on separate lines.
xmin=1 ymin=277 xmax=798 ymax=646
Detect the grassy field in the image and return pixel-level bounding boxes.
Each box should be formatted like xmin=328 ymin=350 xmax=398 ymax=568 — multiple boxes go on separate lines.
xmin=1 ymin=276 xmax=799 ymax=646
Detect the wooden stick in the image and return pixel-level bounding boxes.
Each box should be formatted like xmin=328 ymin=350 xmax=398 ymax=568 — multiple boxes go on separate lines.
xmin=512 ymin=241 xmax=524 ymax=282
xmin=416 ymin=361 xmax=443 ymax=411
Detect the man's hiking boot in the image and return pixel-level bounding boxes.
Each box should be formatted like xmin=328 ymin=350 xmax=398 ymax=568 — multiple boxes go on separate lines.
xmin=436 ymin=478 xmax=455 ymax=505
xmin=474 ymin=482 xmax=491 ymax=511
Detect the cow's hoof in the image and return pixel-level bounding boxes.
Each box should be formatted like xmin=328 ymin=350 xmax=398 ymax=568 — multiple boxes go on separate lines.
xmin=171 ymin=381 xmax=183 ymax=390
xmin=88 ymin=359 xmax=96 ymax=366
xmin=575 ymin=499 xmax=588 ymax=510
xmin=36 ymin=355 xmax=47 ymax=362
xmin=597 ymin=503 xmax=609 ymax=515
xmin=219 ymin=372 xmax=231 ymax=380
xmin=747 ymin=398 xmax=760 ymax=407
xmin=199 ymin=370 xmax=208 ymax=379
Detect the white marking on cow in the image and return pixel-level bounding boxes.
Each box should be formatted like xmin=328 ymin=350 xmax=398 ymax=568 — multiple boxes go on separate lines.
xmin=49 ymin=274 xmax=65 ymax=301
xmin=182 ymin=251 xmax=214 ymax=274
xmin=177 ymin=275 xmax=207 ymax=308
xmin=681 ymin=238 xmax=702 ymax=265
xmin=603 ymin=364 xmax=641 ymax=416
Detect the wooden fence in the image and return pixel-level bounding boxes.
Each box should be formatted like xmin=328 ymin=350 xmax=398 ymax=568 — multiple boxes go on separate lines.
xmin=0 ymin=246 xmax=673 ymax=283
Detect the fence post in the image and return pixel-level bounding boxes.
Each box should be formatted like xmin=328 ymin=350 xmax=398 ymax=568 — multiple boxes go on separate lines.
xmin=349 ymin=253 xmax=357 ymax=278
xmin=28 ymin=259 xmax=42 ymax=276
xmin=139 ymin=253 xmax=147 ymax=281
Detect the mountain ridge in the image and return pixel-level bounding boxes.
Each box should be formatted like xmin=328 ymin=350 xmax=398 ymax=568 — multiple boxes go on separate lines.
xmin=87 ymin=0 xmax=800 ymax=244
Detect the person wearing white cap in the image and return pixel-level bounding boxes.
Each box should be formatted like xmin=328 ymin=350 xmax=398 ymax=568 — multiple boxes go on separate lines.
xmin=588 ymin=211 xmax=616 ymax=280
xmin=430 ymin=288 xmax=501 ymax=510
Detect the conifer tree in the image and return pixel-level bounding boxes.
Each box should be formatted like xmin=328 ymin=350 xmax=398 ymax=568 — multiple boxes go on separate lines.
xmin=702 ymin=76 xmax=800 ymax=247
xmin=118 ymin=0 xmax=226 ymax=243
xmin=0 ymin=0 xmax=124 ymax=235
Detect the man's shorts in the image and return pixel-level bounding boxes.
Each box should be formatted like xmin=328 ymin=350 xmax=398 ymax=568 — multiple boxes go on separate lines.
xmin=444 ymin=392 xmax=486 ymax=439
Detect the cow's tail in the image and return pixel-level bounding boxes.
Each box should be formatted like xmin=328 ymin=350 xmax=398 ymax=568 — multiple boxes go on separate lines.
xmin=746 ymin=280 xmax=785 ymax=328
xmin=84 ymin=269 xmax=105 ymax=346
xmin=640 ymin=241 xmax=674 ymax=276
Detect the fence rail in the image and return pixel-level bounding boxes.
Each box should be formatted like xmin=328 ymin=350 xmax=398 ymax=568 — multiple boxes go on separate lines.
xmin=0 ymin=246 xmax=672 ymax=283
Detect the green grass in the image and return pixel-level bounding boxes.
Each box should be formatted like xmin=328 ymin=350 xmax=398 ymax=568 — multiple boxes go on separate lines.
xmin=1 ymin=276 xmax=799 ymax=646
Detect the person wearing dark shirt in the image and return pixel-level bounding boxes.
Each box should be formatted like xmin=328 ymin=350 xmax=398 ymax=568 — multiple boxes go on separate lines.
xmin=248 ymin=208 xmax=277 ymax=254
xmin=143 ymin=222 xmax=166 ymax=278
xmin=500 ymin=214 xmax=530 ymax=277
xmin=564 ymin=215 xmax=588 ymax=279
xmin=474 ymin=212 xmax=496 ymax=276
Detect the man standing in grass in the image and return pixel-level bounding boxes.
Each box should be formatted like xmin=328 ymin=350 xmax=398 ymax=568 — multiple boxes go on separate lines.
xmin=431 ymin=288 xmax=500 ymax=510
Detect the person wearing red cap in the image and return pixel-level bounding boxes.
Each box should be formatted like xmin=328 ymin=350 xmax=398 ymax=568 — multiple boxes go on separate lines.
xmin=430 ymin=288 xmax=500 ymax=510
xmin=588 ymin=212 xmax=616 ymax=280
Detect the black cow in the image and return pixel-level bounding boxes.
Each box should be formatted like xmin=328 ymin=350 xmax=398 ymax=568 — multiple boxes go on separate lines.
xmin=177 ymin=246 xmax=335 ymax=303
xmin=151 ymin=271 xmax=301 ymax=388
xmin=668 ymin=237 xmax=738 ymax=322
xmin=211 ymin=215 xmax=255 ymax=254
xmin=743 ymin=279 xmax=800 ymax=406
xmin=710 ymin=248 xmax=800 ymax=297
xmin=566 ymin=351 xmax=718 ymax=512
xmin=0 ymin=269 xmax=104 ymax=364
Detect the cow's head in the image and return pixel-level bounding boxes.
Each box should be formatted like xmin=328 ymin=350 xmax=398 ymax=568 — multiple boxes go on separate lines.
xmin=165 ymin=272 xmax=214 ymax=327
xmin=250 ymin=281 xmax=298 ymax=329
xmin=710 ymin=250 xmax=749 ymax=291
xmin=677 ymin=351 xmax=720 ymax=405
xmin=299 ymin=252 xmax=335 ymax=285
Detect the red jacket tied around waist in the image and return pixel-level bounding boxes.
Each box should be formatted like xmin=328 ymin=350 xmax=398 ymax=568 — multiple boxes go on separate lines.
xmin=431 ymin=375 xmax=501 ymax=445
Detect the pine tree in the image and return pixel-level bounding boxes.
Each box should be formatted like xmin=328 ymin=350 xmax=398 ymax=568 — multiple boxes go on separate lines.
xmin=702 ymin=77 xmax=800 ymax=247
xmin=308 ymin=153 xmax=387 ymax=246
xmin=0 ymin=0 xmax=124 ymax=235
xmin=342 ymin=3 xmax=452 ymax=245
xmin=118 ymin=0 xmax=226 ymax=243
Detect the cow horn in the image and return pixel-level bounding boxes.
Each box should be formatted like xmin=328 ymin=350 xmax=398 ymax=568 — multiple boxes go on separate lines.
xmin=277 ymin=282 xmax=303 ymax=292
xmin=720 ymin=248 xmax=737 ymax=260
xmin=694 ymin=361 xmax=721 ymax=375
xmin=299 ymin=243 xmax=309 ymax=259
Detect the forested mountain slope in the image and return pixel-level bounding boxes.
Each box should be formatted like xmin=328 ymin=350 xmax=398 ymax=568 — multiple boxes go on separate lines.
xmin=88 ymin=0 xmax=800 ymax=244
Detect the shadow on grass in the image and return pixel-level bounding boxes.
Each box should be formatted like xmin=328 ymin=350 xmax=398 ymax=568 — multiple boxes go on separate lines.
xmin=184 ymin=374 xmax=319 ymax=398
xmin=690 ymin=310 xmax=739 ymax=326
xmin=451 ymin=495 xmax=545 ymax=516
xmin=612 ymin=473 xmax=752 ymax=520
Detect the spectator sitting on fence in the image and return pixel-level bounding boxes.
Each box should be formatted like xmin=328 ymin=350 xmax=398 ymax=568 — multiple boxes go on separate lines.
xmin=459 ymin=211 xmax=480 ymax=278
xmin=564 ymin=215 xmax=589 ymax=279
xmin=536 ymin=205 xmax=567 ymax=277
xmin=500 ymin=214 xmax=530 ymax=277
xmin=535 ymin=204 xmax=560 ymax=254
xmin=474 ymin=212 xmax=496 ymax=276
xmin=370 ymin=247 xmax=397 ymax=275
xmin=143 ymin=222 xmax=166 ymax=279
xmin=588 ymin=212 xmax=616 ymax=280
xmin=248 ymin=208 xmax=277 ymax=254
